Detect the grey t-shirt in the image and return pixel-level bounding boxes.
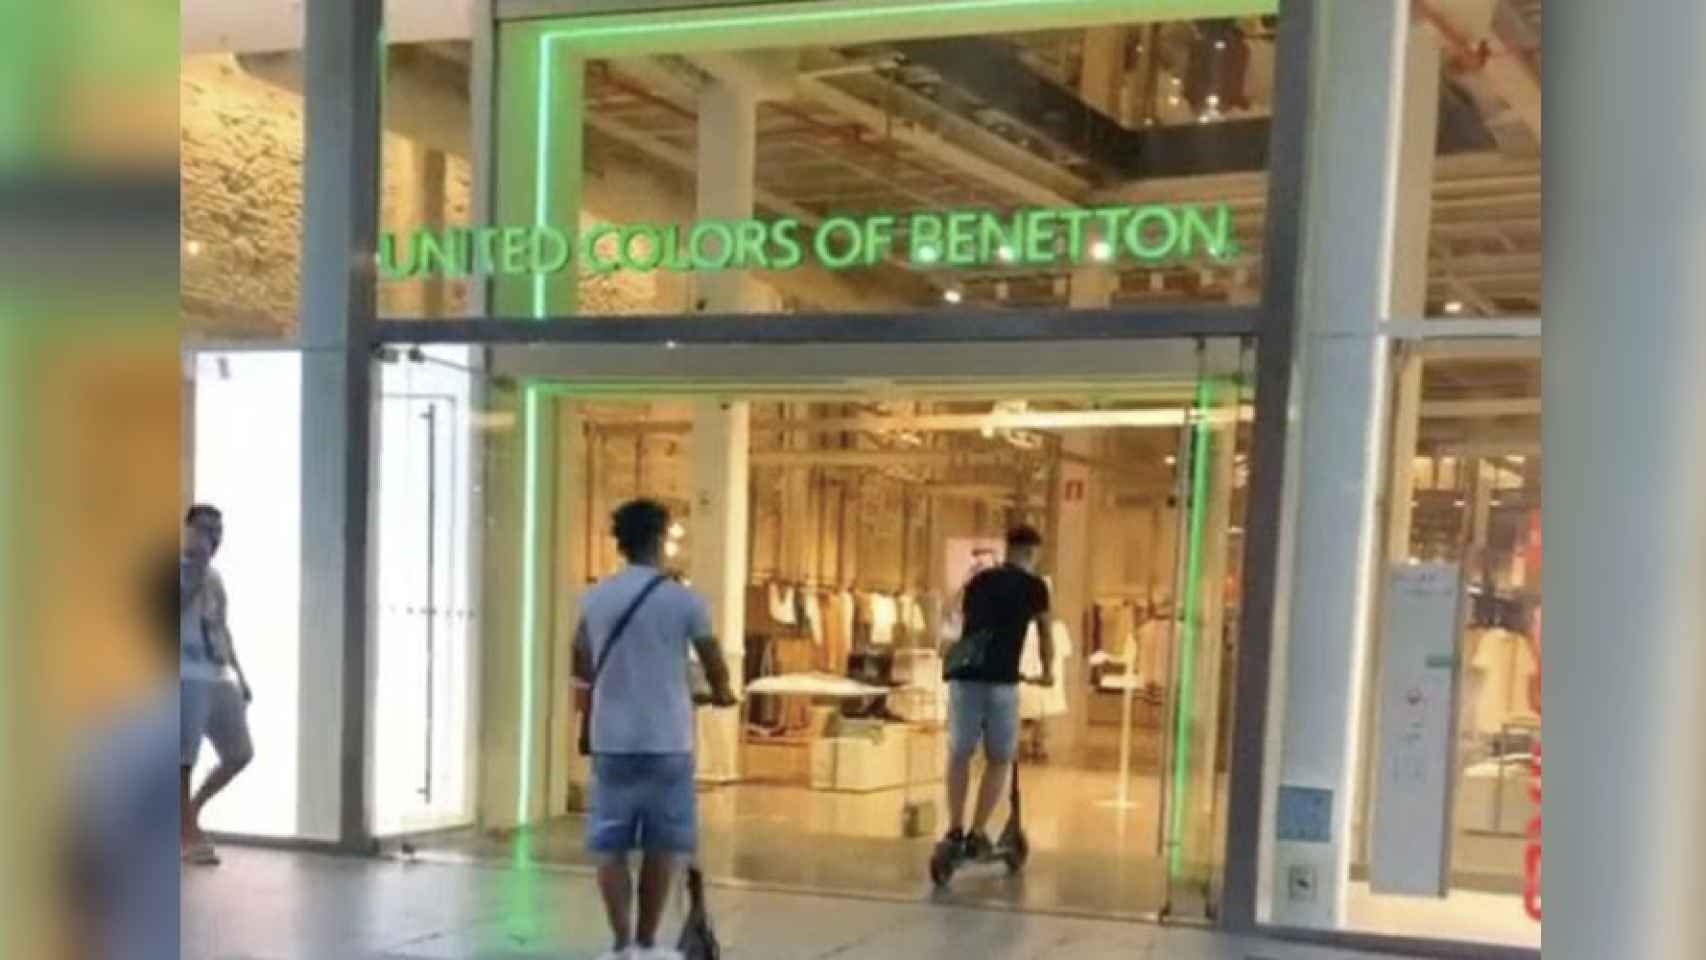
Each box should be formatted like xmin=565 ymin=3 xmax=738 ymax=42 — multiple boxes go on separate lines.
xmin=180 ymin=562 xmax=237 ymax=684
xmin=578 ymin=565 xmax=712 ymax=755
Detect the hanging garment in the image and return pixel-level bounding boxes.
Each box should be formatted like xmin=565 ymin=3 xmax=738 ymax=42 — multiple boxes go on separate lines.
xmin=767 ymin=583 xmax=797 ymax=626
xmin=1468 ymin=627 xmax=1540 ymax=735
xmin=1135 ymin=617 xmax=1171 ymax=689
xmin=745 ymin=584 xmax=773 ymax=633
xmin=868 ymin=594 xmax=899 ymax=647
xmin=1019 ymin=621 xmax=1074 ymax=719
xmin=822 ymin=591 xmax=854 ymax=675
xmin=802 ymin=591 xmax=824 ymax=648
xmin=901 ymin=595 xmax=928 ymax=640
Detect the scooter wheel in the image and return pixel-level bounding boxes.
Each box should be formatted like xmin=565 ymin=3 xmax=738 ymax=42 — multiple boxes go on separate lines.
xmin=930 ymin=850 xmax=956 ymax=888
xmin=1004 ymin=834 xmax=1030 ymax=874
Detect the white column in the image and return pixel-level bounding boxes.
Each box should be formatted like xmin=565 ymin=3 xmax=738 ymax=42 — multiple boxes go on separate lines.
xmin=298 ymin=0 xmax=383 ymax=846
xmin=1549 ymin=3 xmax=1706 ymax=958
xmin=689 ymin=79 xmax=760 ymax=781
xmin=1268 ymin=0 xmax=1439 ymax=927
xmin=694 ymin=79 xmax=763 ymax=313
xmin=690 ymin=403 xmax=749 ymax=783
xmin=1051 ymin=435 xmax=1093 ymax=754
xmin=552 ymin=402 xmax=590 ymax=805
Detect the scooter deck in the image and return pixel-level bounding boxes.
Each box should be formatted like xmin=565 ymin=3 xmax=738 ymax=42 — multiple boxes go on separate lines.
xmin=929 ymin=828 xmax=1030 ymax=887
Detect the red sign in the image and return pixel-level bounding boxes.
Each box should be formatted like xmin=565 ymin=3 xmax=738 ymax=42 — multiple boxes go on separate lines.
xmin=1524 ymin=607 xmax=1542 ymax=922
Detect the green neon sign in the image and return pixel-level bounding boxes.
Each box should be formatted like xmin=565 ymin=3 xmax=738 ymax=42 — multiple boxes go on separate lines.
xmin=378 ymin=203 xmax=1238 ymax=281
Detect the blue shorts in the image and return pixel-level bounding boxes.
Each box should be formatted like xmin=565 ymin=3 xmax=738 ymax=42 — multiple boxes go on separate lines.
xmin=586 ymin=753 xmax=697 ymax=856
xmin=948 ymin=681 xmax=1020 ymax=764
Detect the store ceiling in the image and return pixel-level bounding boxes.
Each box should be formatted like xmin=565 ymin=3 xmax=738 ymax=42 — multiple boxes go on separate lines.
xmin=213 ymin=4 xmax=1541 ymax=318
xmin=580 ymin=11 xmax=1541 ymax=316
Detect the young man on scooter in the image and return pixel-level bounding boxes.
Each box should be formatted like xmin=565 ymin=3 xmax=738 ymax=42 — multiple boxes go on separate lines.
xmin=574 ymin=499 xmax=738 ymax=960
xmin=941 ymin=525 xmax=1055 ymax=862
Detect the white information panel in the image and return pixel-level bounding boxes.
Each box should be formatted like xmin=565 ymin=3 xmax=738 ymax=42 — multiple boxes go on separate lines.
xmin=1370 ymin=563 xmax=1463 ymax=896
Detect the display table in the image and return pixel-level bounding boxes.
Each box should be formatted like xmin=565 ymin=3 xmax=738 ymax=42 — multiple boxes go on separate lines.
xmin=742 ymin=673 xmax=903 ymax=789
xmin=809 ymin=725 xmax=944 ymax=793
xmin=811 ymin=734 xmax=907 ymax=792
xmin=1456 ymin=756 xmax=1536 ymax=835
xmin=746 ymin=673 xmax=891 ymax=698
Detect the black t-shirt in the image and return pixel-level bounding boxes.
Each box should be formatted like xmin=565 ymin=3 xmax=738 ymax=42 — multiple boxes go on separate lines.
xmin=953 ymin=564 xmax=1050 ymax=684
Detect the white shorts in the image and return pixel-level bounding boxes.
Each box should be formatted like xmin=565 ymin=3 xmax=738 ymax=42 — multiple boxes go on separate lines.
xmin=180 ymin=677 xmax=253 ymax=769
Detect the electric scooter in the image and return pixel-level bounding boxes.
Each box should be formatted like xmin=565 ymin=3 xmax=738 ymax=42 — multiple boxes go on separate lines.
xmin=929 ymin=676 xmax=1045 ymax=888
xmin=929 ymin=757 xmax=1029 ymax=887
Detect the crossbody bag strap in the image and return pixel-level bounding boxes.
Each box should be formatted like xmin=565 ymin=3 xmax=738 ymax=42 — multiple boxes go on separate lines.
xmin=590 ymin=573 xmax=670 ymax=689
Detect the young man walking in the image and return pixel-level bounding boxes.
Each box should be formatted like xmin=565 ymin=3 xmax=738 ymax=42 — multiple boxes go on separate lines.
xmin=942 ymin=525 xmax=1054 ymax=860
xmin=179 ymin=504 xmax=255 ymax=866
xmin=574 ymin=499 xmax=737 ymax=960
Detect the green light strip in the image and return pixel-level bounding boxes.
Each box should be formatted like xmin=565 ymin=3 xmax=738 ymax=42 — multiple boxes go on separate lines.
xmin=1167 ymin=376 xmax=1216 ymax=879
xmin=532 ymin=33 xmax=554 ymax=319
xmin=505 ymin=0 xmax=1272 ymax=836
xmin=516 ymin=382 xmax=543 ymax=826
xmin=536 ymin=0 xmax=1271 ymax=55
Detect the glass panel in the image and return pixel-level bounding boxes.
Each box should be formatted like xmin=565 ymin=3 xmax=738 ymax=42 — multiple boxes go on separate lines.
xmin=377 ymin=24 xmax=480 ymax=321
xmin=189 ymin=351 xmax=303 ymax=837
xmin=1426 ymin=158 xmax=1541 ymax=321
xmin=1160 ymin=339 xmax=1253 ymax=917
xmin=1349 ymin=351 xmax=1541 ymax=948
xmin=373 ymin=347 xmax=482 ymax=836
xmin=391 ymin=340 xmax=1254 ymax=922
xmin=468 ymin=7 xmax=1279 ymax=319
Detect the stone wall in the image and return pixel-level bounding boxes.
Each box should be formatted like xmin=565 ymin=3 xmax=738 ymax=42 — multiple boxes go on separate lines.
xmin=182 ymin=54 xmax=486 ymax=340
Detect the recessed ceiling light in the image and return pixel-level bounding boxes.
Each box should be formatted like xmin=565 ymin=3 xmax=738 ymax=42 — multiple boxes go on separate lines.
xmin=943 ymin=288 xmax=963 ymax=304
xmin=185 ymin=240 xmax=203 ymax=257
xmin=1444 ymin=300 xmax=1465 ymax=315
xmin=1090 ymin=240 xmax=1114 ymax=262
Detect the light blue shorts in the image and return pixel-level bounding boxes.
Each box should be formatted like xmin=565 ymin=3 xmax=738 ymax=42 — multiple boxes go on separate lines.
xmin=587 ymin=753 xmax=697 ymax=856
xmin=948 ymin=681 xmax=1020 ymax=764
xmin=180 ymin=677 xmax=253 ymax=769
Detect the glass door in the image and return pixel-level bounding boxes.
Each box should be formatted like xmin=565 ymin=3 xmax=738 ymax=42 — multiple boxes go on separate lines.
xmin=1159 ymin=341 xmax=1254 ymax=920
xmin=374 ymin=349 xmax=480 ymax=836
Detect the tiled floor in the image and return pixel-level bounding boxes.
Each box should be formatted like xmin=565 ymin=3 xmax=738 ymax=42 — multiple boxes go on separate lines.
xmin=182 ymin=847 xmax=1412 ymax=960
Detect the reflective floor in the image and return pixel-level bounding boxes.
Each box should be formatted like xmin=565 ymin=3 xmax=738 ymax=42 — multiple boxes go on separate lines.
xmin=182 ymin=847 xmax=1414 ymax=959
xmin=415 ymin=763 xmax=1209 ymax=920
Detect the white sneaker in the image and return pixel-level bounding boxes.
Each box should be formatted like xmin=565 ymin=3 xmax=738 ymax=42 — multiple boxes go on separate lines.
xmin=636 ymin=950 xmax=684 ymax=960
xmin=592 ymin=950 xmax=631 ymax=960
